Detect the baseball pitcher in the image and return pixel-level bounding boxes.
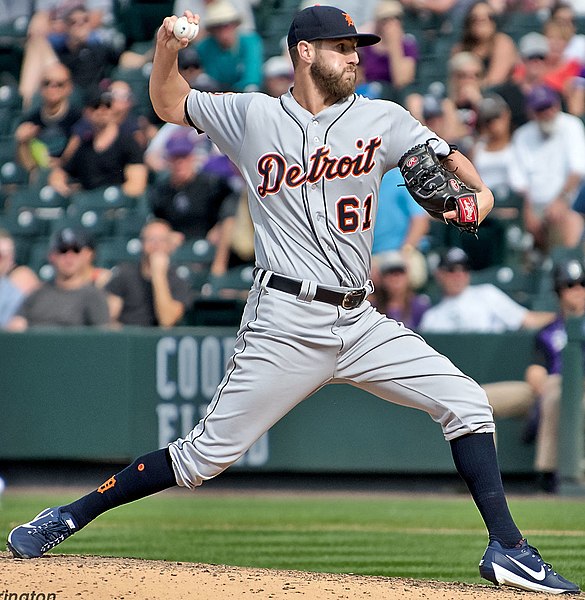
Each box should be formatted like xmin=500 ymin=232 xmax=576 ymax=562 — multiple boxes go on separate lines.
xmin=7 ymin=6 xmax=578 ymax=595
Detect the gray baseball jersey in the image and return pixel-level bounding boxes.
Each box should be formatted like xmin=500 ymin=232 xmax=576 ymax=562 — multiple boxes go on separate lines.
xmin=184 ymin=90 xmax=449 ymax=287
xmin=169 ymin=90 xmax=493 ymax=489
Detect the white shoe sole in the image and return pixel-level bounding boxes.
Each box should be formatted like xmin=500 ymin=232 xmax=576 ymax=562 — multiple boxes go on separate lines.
xmin=493 ymin=563 xmax=575 ymax=595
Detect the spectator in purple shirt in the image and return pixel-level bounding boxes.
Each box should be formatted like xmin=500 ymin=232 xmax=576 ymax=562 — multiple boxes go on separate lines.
xmin=524 ymin=258 xmax=585 ymax=492
xmin=358 ymin=0 xmax=418 ymax=100
xmin=374 ymin=251 xmax=430 ymax=331
xmin=485 ymin=257 xmax=585 ymax=493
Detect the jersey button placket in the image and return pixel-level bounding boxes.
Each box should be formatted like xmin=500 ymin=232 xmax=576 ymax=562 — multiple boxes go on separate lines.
xmin=309 ymin=121 xmax=321 ymax=190
xmin=310 ymin=119 xmax=320 ymax=146
xmin=309 ymin=121 xmax=333 ymax=253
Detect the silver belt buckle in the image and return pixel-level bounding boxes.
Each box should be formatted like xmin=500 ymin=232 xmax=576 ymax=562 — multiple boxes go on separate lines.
xmin=342 ymin=289 xmax=366 ymax=309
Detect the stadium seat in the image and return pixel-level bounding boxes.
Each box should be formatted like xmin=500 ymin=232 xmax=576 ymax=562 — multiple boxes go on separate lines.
xmin=426 ymin=219 xmax=449 ymax=251
xmin=487 ymin=188 xmax=531 ymax=267
xmin=112 ymin=208 xmax=149 ymax=238
xmin=36 ymin=184 xmax=69 ymax=210
xmin=528 ymin=247 xmax=585 ymax=312
xmin=497 ymin=10 xmax=546 ymax=44
xmin=0 ymin=161 xmax=28 ymax=187
xmin=0 ymin=208 xmax=49 ymax=238
xmin=95 ymin=236 xmax=142 ymax=268
xmin=8 ymin=185 xmax=68 ymax=213
xmin=470 ymin=264 xmax=536 ymax=307
xmin=205 ymin=265 xmax=255 ymax=299
xmin=548 ymin=245 xmax=585 ymax=265
xmin=11 ymin=234 xmax=32 ymax=266
xmin=49 ymin=210 xmax=114 ymax=239
xmin=174 ymin=263 xmax=210 ymax=295
xmin=529 ymin=267 xmax=560 ymax=312
xmin=0 ymin=135 xmax=16 ymax=165
xmin=70 ymin=186 xmax=137 ymax=213
xmin=0 ymin=84 xmax=22 ymax=135
xmin=526 ymin=247 xmax=585 ymax=311
xmin=184 ymin=297 xmax=246 ymax=327
xmin=171 ymin=238 xmax=216 ymax=267
xmin=492 ymin=187 xmax=523 ymax=219
xmin=27 ymin=239 xmax=54 ymax=280
xmin=444 ymin=217 xmax=507 ymax=271
xmin=0 ymin=48 xmax=24 ymax=88
xmin=254 ymin=0 xmax=304 ymax=59
xmin=169 ymin=239 xmax=217 ymax=297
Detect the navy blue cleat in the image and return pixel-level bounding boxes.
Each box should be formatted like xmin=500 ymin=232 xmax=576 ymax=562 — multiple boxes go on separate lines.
xmin=479 ymin=539 xmax=580 ymax=594
xmin=7 ymin=506 xmax=77 ymax=559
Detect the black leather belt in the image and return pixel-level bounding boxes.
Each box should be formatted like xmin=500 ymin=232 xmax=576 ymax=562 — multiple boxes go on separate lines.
xmin=264 ymin=272 xmax=367 ymax=309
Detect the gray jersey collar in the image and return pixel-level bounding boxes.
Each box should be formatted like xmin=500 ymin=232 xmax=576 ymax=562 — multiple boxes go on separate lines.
xmin=281 ymin=90 xmax=355 ymax=124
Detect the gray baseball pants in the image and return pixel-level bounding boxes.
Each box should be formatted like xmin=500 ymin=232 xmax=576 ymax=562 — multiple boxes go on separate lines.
xmin=170 ymin=278 xmax=494 ymax=489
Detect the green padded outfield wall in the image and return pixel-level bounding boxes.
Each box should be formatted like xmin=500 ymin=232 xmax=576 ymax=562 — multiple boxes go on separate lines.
xmin=0 ymin=328 xmax=538 ymax=473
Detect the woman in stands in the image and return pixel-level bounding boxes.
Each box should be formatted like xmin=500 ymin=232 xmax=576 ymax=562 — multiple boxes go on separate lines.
xmin=451 ymin=1 xmax=518 ymax=88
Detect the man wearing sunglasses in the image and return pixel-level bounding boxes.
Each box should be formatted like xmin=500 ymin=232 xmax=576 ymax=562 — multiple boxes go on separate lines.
xmin=419 ymin=247 xmax=555 ymax=333
xmin=48 ymin=91 xmax=148 ymax=199
xmin=4 ymin=227 xmax=109 ymax=331
xmin=14 ymin=62 xmax=82 ymax=175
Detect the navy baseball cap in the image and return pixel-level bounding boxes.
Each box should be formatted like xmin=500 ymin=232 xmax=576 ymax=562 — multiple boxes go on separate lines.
xmin=50 ymin=227 xmax=95 ymax=252
xmin=287 ymin=6 xmax=380 ymax=49
xmin=553 ymin=258 xmax=585 ymax=292
xmin=439 ymin=247 xmax=470 ymax=270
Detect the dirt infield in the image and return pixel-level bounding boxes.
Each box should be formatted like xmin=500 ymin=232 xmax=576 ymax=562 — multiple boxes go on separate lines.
xmin=1 ymin=552 xmax=544 ymax=599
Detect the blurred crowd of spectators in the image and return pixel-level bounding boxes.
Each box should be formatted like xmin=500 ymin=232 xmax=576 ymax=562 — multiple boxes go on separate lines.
xmin=2 ymin=0 xmax=585 ymax=333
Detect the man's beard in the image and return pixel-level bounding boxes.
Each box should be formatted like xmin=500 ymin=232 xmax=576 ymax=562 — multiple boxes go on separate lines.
xmin=310 ymin=55 xmax=356 ymax=100
xmin=537 ymin=113 xmax=559 ymax=137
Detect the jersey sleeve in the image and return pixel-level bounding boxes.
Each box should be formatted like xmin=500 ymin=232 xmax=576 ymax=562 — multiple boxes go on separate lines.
xmin=382 ymin=102 xmax=450 ymax=171
xmin=184 ymin=90 xmax=254 ymax=164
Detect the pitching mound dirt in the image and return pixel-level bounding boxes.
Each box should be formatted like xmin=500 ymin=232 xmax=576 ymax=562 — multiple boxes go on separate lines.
xmin=1 ymin=552 xmax=545 ymax=599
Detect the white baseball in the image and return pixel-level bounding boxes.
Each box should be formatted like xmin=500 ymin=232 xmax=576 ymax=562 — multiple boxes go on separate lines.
xmin=173 ymin=17 xmax=199 ymax=41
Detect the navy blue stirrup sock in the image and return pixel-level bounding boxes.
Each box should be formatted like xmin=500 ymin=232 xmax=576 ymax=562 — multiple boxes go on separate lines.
xmin=63 ymin=448 xmax=177 ymax=529
xmin=450 ymin=433 xmax=522 ymax=548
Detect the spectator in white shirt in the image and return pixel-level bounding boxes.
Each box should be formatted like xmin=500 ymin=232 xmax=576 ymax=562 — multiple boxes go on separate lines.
xmin=419 ymin=248 xmax=555 ymax=333
xmin=509 ymin=84 xmax=585 ymax=251
xmin=471 ymin=93 xmax=515 ymax=202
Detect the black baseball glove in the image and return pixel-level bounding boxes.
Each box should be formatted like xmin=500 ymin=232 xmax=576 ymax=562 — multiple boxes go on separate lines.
xmin=398 ymin=140 xmax=479 ymax=235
